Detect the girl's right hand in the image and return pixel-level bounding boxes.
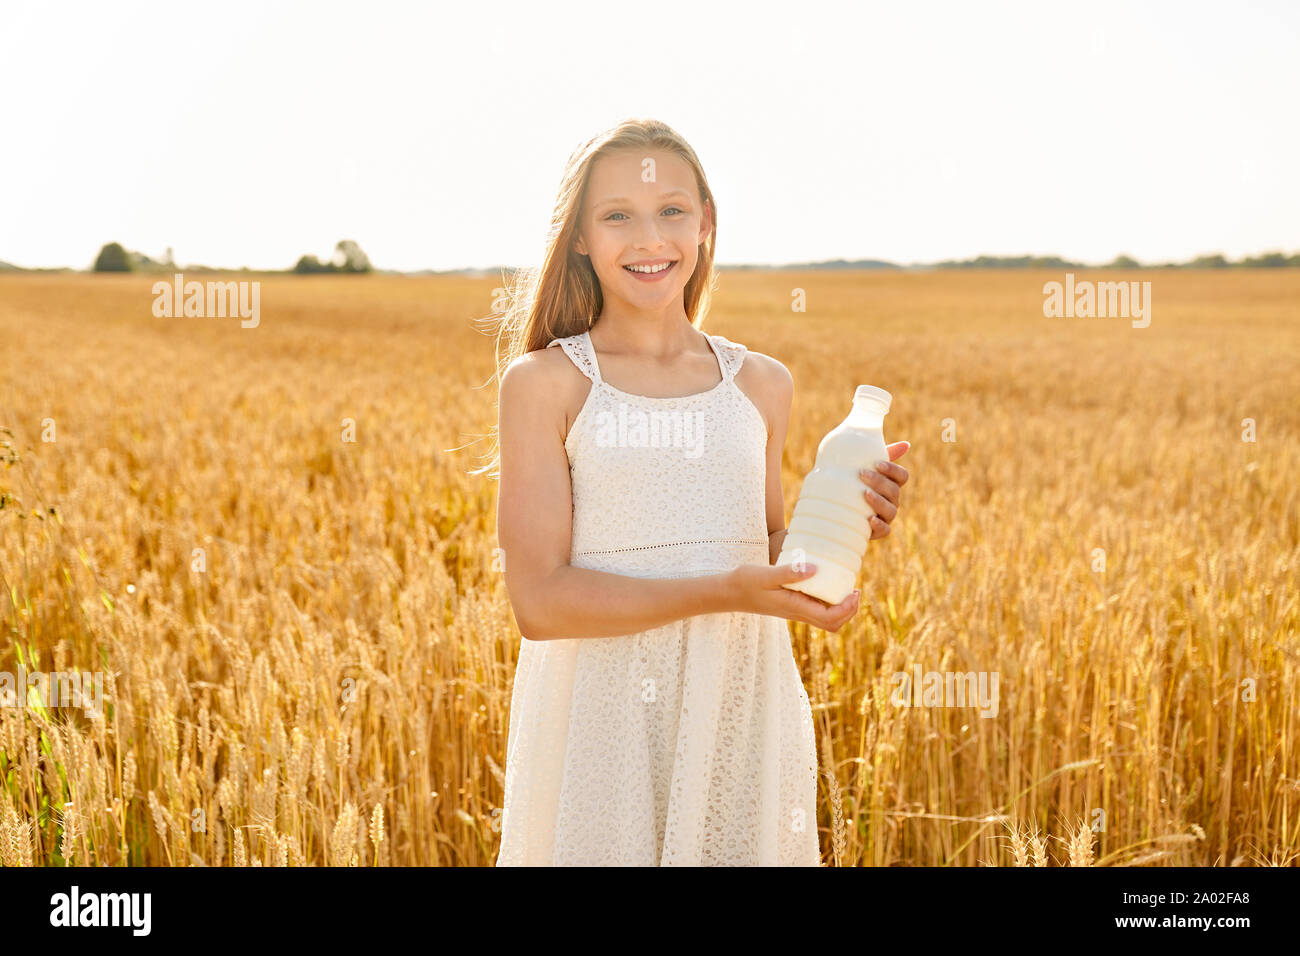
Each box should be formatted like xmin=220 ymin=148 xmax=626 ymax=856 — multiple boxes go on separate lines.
xmin=725 ymin=562 xmax=861 ymax=632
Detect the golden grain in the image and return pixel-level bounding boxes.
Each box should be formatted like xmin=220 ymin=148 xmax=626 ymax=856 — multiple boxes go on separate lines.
xmin=0 ymin=270 xmax=1296 ymax=866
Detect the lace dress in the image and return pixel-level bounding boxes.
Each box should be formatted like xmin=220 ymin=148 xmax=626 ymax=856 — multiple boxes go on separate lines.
xmin=495 ymin=327 xmax=821 ymax=866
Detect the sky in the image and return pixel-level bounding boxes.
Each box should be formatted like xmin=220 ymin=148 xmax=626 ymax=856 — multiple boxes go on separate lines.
xmin=1 ymin=0 xmax=1297 ymax=271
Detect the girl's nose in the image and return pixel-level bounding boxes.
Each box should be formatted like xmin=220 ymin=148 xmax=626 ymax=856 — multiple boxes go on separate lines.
xmin=633 ymin=222 xmax=666 ymax=248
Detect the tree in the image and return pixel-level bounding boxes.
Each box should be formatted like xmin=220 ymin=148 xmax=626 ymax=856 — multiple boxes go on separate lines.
xmin=333 ymin=239 xmax=372 ymax=273
xmin=93 ymin=242 xmax=132 ymax=272
xmin=292 ymin=241 xmax=374 ymax=274
xmin=1106 ymin=254 xmax=1140 ymax=269
xmin=294 ymin=254 xmax=332 ymax=274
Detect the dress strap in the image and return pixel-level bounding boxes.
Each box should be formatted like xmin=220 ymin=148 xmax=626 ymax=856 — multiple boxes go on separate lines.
xmin=706 ymin=333 xmax=748 ymax=383
xmin=546 ymin=330 xmax=602 ymax=384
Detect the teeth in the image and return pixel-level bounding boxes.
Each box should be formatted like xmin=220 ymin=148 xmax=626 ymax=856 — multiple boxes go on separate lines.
xmin=625 ymin=262 xmax=673 ymax=274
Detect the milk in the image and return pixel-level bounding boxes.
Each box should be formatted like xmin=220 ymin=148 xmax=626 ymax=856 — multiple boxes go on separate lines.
xmin=775 ymin=385 xmax=892 ymax=605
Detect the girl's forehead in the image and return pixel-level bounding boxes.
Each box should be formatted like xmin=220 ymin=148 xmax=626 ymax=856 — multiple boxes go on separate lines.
xmin=589 ymin=148 xmax=693 ymax=184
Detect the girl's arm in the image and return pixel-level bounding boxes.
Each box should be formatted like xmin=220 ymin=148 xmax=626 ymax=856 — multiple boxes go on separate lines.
xmin=496 ymin=348 xmax=860 ymax=641
xmin=497 ymin=352 xmax=736 ymax=641
xmin=754 ymin=354 xmax=795 ymax=565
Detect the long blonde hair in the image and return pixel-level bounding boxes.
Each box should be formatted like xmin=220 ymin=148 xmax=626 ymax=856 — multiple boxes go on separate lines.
xmin=469 ymin=117 xmax=720 ymax=478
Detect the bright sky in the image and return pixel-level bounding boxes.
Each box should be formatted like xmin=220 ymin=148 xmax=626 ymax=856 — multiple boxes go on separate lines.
xmin=2 ymin=0 xmax=1296 ymax=271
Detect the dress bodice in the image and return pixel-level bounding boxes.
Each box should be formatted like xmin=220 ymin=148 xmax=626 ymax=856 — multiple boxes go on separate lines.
xmin=545 ymin=328 xmax=770 ymax=577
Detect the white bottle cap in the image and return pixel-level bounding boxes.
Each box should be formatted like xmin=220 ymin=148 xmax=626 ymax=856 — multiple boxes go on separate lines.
xmin=854 ymin=385 xmax=892 ymax=411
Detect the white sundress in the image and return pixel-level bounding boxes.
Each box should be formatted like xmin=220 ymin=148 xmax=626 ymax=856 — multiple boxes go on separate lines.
xmin=495 ymin=327 xmax=821 ymax=866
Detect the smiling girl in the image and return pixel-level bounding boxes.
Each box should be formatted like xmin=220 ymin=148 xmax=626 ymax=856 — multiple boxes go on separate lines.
xmin=483 ymin=117 xmax=909 ymax=866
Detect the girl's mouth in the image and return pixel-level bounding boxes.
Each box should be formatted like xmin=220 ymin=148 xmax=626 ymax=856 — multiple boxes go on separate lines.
xmin=623 ymin=260 xmax=677 ymax=282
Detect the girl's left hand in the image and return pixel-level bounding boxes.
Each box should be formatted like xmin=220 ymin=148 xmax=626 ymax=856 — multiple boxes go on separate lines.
xmin=861 ymin=441 xmax=910 ymax=540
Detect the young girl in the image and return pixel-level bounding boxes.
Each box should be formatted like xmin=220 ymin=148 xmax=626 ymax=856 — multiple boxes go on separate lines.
xmin=485 ymin=118 xmax=909 ymax=866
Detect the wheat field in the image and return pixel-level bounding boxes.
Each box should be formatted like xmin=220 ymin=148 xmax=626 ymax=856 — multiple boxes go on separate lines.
xmin=0 ymin=269 xmax=1296 ymax=866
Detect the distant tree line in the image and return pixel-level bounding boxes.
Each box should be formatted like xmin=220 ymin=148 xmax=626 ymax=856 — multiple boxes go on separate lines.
xmin=77 ymin=241 xmax=1300 ymax=273
xmin=87 ymin=240 xmax=373 ymax=273
xmin=930 ymin=252 xmax=1300 ymax=269
xmin=933 ymin=255 xmax=1085 ymax=269
xmin=716 ymin=251 xmax=1300 ymax=271
xmin=293 ymin=240 xmax=372 ymax=274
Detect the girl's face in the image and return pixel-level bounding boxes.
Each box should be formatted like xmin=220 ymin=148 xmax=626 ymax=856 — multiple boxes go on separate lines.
xmin=573 ymin=148 xmax=711 ymax=309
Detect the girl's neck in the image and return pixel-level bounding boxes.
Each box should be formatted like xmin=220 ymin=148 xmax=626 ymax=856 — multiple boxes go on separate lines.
xmin=589 ymin=306 xmax=700 ymax=360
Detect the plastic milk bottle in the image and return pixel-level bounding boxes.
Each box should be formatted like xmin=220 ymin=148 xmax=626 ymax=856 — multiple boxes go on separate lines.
xmin=775 ymin=385 xmax=892 ymax=604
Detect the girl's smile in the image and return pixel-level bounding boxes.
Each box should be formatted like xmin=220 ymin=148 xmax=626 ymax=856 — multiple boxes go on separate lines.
xmin=622 ymin=258 xmax=678 ymax=281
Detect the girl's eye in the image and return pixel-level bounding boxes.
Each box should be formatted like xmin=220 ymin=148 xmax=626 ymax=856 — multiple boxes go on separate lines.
xmin=605 ymin=207 xmax=686 ymax=221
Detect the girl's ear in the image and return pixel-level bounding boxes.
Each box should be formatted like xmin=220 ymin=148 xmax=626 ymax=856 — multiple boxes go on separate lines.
xmin=697 ymin=200 xmax=712 ymax=245
xmin=573 ymin=231 xmax=588 ymax=257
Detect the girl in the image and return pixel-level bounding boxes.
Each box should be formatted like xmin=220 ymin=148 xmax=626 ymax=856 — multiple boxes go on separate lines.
xmin=484 ymin=118 xmax=909 ymax=866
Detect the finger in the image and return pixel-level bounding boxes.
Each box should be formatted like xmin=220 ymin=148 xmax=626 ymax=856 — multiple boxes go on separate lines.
xmin=825 ymin=588 xmax=859 ymax=612
xmin=859 ymin=480 xmax=899 ymax=520
xmin=817 ymin=589 xmax=860 ymax=626
xmin=778 ymin=592 xmax=836 ymax=625
xmin=874 ymin=458 xmax=909 ymax=488
xmin=819 ymin=605 xmax=856 ymax=632
xmin=860 ymin=467 xmax=901 ymax=508
xmin=887 ymin=440 xmax=910 ymax=461
xmin=840 ymin=589 xmax=863 ymax=617
xmin=869 ymin=515 xmax=891 ymax=539
xmin=836 ymin=597 xmax=863 ymax=628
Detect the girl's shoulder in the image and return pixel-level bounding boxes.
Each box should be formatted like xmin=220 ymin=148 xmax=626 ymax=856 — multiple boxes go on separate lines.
xmin=503 ymin=333 xmax=589 ymax=394
xmin=709 ymin=334 xmax=790 ymax=387
xmin=543 ymin=328 xmax=601 ymax=384
xmin=725 ymin=341 xmax=793 ymax=428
